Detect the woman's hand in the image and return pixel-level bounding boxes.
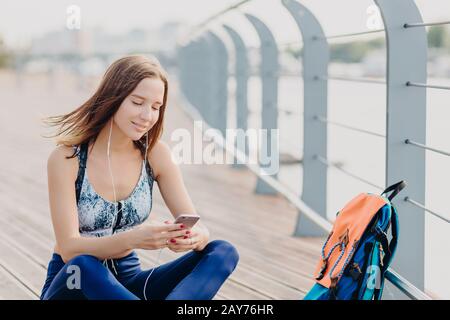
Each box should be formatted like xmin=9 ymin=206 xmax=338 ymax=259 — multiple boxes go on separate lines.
xmin=164 ymin=220 xmax=210 ymax=253
xmin=128 ymin=222 xmax=187 ymax=250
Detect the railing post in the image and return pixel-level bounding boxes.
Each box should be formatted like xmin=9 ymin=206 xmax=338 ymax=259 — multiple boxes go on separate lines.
xmin=282 ymin=0 xmax=329 ymax=237
xmin=223 ymin=24 xmax=250 ymax=169
xmin=195 ymin=36 xmax=215 ymax=123
xmin=176 ymin=43 xmax=188 ymax=104
xmin=194 ymin=37 xmax=211 ymax=120
xmin=205 ymin=31 xmax=229 ymax=137
xmin=375 ymin=0 xmax=427 ymax=298
xmin=245 ymin=14 xmax=279 ymax=195
xmin=178 ymin=39 xmax=207 ymax=119
xmin=180 ymin=42 xmax=194 ymax=106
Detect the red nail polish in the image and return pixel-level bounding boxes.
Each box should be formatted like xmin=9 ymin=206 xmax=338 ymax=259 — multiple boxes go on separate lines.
xmin=183 ymin=236 xmax=188 ymax=239
xmin=170 ymin=239 xmax=176 ymax=243
xmin=180 ymin=224 xmax=185 ymax=229
xmin=186 ymin=230 xmax=190 ymax=234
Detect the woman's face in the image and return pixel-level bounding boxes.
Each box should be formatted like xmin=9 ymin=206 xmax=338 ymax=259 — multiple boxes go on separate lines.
xmin=114 ymin=77 xmax=165 ymax=141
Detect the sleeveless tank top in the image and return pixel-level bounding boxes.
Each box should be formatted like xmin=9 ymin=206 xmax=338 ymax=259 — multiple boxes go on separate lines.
xmin=73 ymin=142 xmax=154 ymax=237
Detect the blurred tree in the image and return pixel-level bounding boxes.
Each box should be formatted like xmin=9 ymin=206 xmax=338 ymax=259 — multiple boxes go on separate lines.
xmin=428 ymin=25 xmax=449 ymax=49
xmin=330 ymin=38 xmax=385 ymax=63
xmin=285 ymin=27 xmax=450 ymax=62
xmin=285 ymin=37 xmax=385 ymax=63
xmin=285 ymin=46 xmax=302 ymax=59
xmin=0 ymin=35 xmax=12 ymax=68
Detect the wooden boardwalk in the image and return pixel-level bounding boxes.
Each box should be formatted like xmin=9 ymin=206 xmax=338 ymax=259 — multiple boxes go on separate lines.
xmin=0 ymin=71 xmax=324 ymax=300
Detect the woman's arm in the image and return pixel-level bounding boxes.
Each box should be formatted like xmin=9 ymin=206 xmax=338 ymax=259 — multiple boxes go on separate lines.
xmin=148 ymin=140 xmax=210 ymax=251
xmin=47 ymin=146 xmax=134 ymax=263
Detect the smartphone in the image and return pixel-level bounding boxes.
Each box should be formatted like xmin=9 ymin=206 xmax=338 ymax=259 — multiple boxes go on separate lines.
xmin=174 ymin=214 xmax=200 ymax=229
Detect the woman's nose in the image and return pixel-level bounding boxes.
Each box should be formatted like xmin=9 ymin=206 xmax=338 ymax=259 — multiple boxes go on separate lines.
xmin=140 ymin=106 xmax=153 ymax=121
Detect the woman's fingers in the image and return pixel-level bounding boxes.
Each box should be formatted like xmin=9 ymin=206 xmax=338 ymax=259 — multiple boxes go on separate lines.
xmin=171 ymin=236 xmax=199 ymax=247
xmin=167 ymin=245 xmax=193 ymax=252
xmin=164 ymin=234 xmax=195 ymax=251
xmin=138 ymin=223 xmax=186 ymax=249
xmin=157 ymin=238 xmax=170 ymax=249
xmin=147 ymin=221 xmax=198 ymax=252
xmin=154 ymin=223 xmax=184 ymax=232
xmin=162 ymin=229 xmax=191 ymax=240
xmin=141 ymin=237 xmax=169 ymax=250
xmin=165 ymin=235 xmax=199 ymax=252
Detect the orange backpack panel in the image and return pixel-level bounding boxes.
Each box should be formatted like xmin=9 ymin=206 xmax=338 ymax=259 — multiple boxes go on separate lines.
xmin=314 ymin=193 xmax=387 ymax=288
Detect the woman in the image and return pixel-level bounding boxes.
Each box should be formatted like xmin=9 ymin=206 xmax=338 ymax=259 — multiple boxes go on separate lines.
xmin=40 ymin=55 xmax=239 ymax=300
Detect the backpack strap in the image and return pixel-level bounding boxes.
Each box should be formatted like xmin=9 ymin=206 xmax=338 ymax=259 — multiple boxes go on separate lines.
xmin=381 ymin=180 xmax=406 ymax=201
xmin=75 ymin=143 xmax=89 ymax=205
xmin=385 ymin=205 xmax=399 ymax=268
xmin=373 ymin=205 xmax=399 ymax=300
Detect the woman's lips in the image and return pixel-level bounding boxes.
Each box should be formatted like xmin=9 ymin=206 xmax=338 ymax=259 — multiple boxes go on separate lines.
xmin=131 ymin=121 xmax=147 ymax=131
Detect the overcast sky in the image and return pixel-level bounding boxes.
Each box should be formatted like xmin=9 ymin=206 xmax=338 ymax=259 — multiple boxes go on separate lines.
xmin=1 ymin=0 xmax=449 ymax=48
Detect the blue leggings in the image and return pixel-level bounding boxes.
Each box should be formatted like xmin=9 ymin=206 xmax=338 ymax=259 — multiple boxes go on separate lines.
xmin=40 ymin=240 xmax=239 ymax=300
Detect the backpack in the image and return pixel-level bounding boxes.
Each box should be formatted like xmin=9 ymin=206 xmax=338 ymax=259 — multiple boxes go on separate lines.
xmin=303 ymin=181 xmax=406 ymax=300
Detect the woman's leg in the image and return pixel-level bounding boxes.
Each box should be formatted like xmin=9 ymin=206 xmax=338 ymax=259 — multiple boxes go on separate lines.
xmin=124 ymin=240 xmax=239 ymax=300
xmin=41 ymin=254 xmax=139 ymax=300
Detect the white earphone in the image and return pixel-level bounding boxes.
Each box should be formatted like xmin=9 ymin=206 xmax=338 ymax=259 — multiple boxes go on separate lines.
xmin=107 ymin=118 xmax=161 ymax=300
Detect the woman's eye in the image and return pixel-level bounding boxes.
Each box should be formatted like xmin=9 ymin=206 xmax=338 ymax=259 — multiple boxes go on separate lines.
xmin=152 ymin=106 xmax=160 ymax=111
xmin=132 ymin=101 xmax=143 ymax=106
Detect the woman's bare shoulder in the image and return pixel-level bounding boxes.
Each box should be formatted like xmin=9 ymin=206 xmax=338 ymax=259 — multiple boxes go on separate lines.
xmin=47 ymin=145 xmax=79 ymax=182
xmin=146 ymin=140 xmax=173 ymax=179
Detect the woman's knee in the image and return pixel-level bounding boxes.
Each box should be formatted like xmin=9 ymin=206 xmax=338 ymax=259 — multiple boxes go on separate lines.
xmin=66 ymin=254 xmax=100 ymax=270
xmin=205 ymin=240 xmax=239 ymax=272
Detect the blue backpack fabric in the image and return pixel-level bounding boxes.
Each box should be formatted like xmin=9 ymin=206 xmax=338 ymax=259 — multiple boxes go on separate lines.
xmin=304 ymin=181 xmax=405 ymax=300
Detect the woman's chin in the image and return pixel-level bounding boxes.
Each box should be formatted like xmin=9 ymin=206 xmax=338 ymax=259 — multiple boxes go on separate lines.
xmin=129 ymin=124 xmax=152 ymax=141
xmin=131 ymin=134 xmax=144 ymax=141
xmin=130 ymin=130 xmax=147 ymax=141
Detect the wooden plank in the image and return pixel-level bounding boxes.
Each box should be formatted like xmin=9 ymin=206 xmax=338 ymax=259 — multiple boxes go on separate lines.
xmin=0 ymin=265 xmax=38 ymax=300
xmin=0 ymin=234 xmax=45 ymax=299
xmin=217 ymin=281 xmax=267 ymax=300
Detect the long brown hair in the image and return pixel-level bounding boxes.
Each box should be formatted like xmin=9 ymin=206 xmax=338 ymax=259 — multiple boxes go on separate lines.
xmin=41 ymin=55 xmax=169 ymax=159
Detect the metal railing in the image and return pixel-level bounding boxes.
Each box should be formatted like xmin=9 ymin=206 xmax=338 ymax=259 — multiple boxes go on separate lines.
xmin=176 ymin=0 xmax=449 ymax=300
